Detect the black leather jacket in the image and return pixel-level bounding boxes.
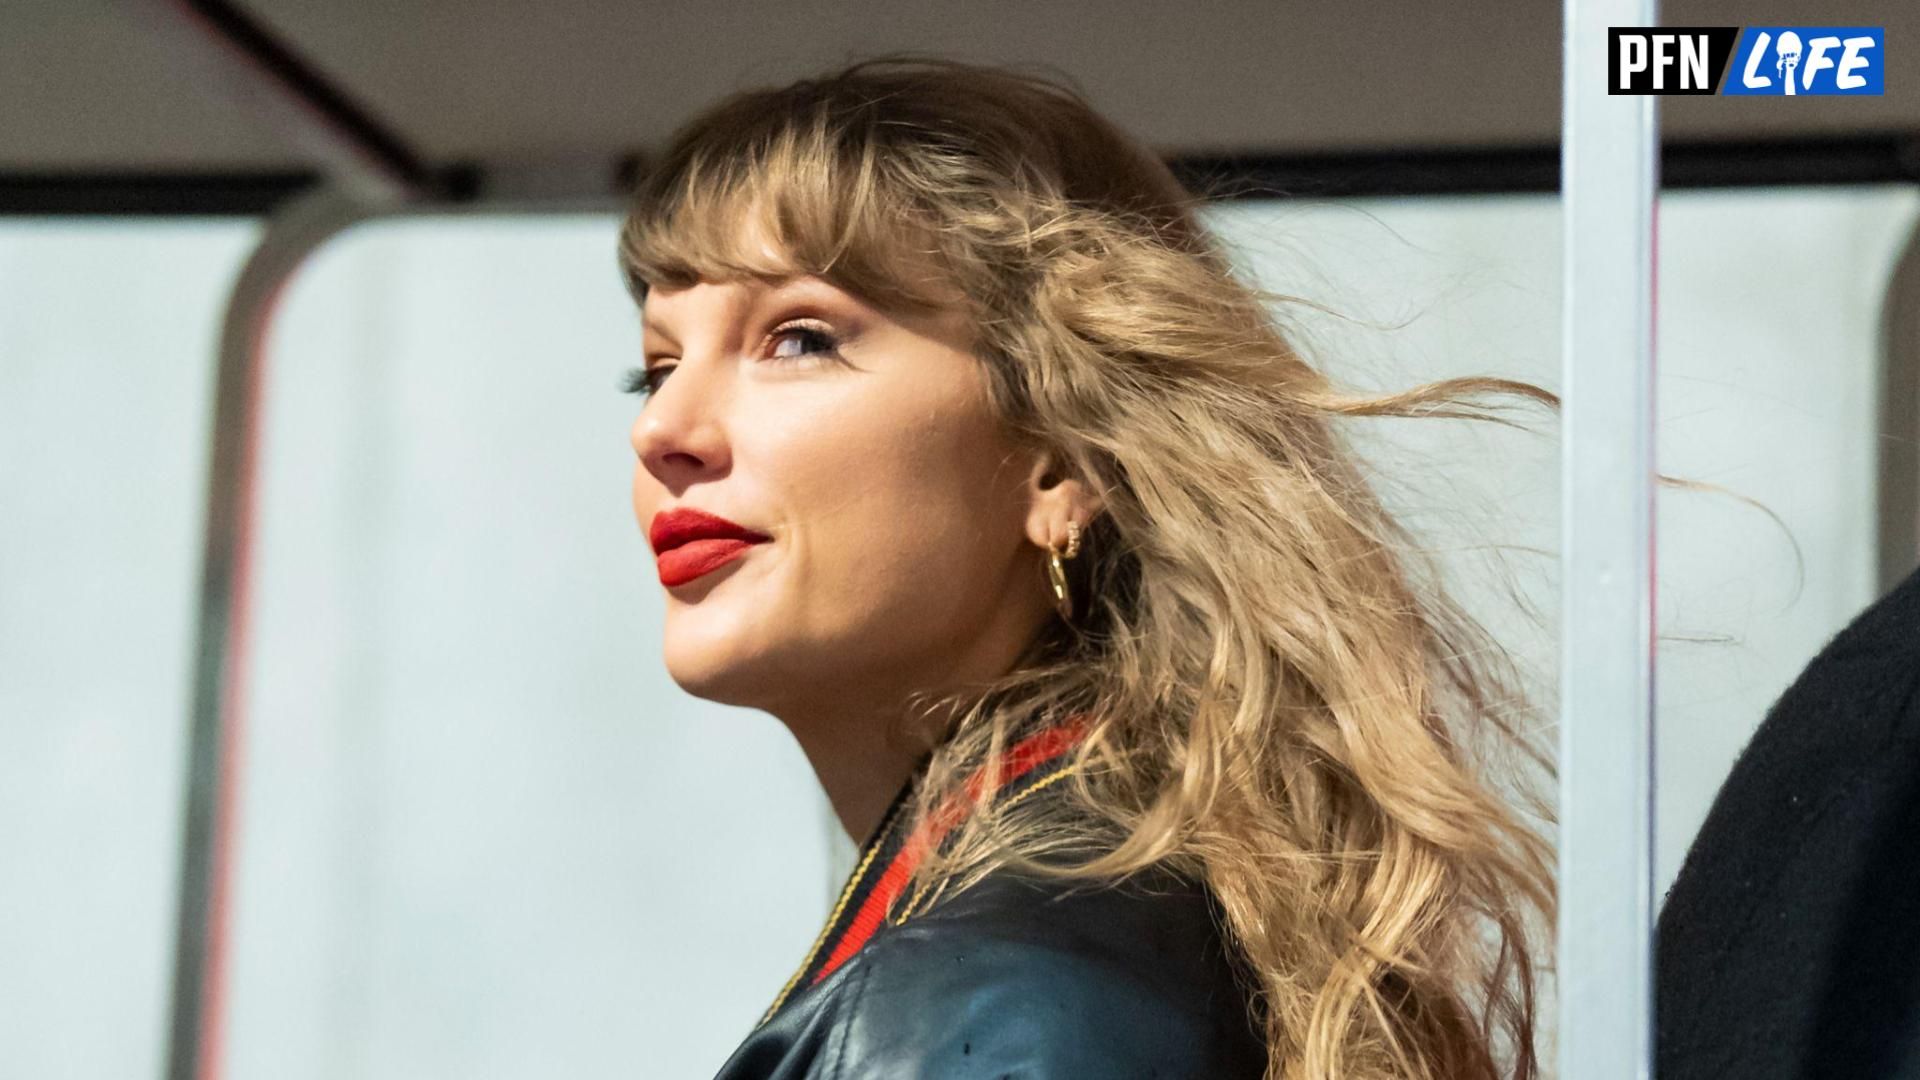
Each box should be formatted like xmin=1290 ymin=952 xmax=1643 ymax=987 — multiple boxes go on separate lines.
xmin=711 ymin=725 xmax=1270 ymax=1079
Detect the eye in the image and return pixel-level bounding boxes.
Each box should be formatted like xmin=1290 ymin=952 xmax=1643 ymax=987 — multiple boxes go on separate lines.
xmin=619 ymin=320 xmax=844 ymax=401
xmin=619 ymin=364 xmax=672 ymax=399
xmin=766 ymin=320 xmax=843 ymax=362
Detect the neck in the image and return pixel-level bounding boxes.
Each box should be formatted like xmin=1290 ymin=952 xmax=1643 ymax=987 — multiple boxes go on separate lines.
xmin=771 ymin=592 xmax=1055 ymax=842
xmin=783 ymin=709 xmax=930 ymax=843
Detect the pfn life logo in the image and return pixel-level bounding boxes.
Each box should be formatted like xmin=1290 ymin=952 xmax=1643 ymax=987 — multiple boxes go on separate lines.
xmin=1609 ymin=26 xmax=1884 ymax=95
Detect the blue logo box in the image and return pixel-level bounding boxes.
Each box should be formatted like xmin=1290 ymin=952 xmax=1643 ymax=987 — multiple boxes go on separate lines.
xmin=1721 ymin=27 xmax=1884 ymax=95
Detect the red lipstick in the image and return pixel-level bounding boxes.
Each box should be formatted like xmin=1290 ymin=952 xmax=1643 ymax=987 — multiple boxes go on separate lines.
xmin=649 ymin=507 xmax=772 ymax=587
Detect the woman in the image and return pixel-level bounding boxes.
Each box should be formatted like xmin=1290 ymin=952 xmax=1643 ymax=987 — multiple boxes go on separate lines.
xmin=619 ymin=55 xmax=1556 ymax=1080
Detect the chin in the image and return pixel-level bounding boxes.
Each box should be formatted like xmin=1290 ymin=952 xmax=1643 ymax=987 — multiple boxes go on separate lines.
xmin=660 ymin=617 xmax=782 ymax=709
xmin=662 ymin=638 xmax=743 ymax=704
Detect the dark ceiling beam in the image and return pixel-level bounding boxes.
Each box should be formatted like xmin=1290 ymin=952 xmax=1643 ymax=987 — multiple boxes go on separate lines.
xmin=1171 ymin=131 xmax=1920 ymax=198
xmin=5 ymin=131 xmax=1919 ymax=217
xmin=0 ymin=171 xmax=318 ymax=216
xmin=117 ymin=0 xmax=437 ymax=204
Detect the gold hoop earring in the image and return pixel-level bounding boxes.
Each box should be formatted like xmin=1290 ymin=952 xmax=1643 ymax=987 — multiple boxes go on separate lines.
xmin=1046 ymin=521 xmax=1082 ymax=621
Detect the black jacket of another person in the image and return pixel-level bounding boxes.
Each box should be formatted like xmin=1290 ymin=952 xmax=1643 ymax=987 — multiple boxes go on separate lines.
xmin=1658 ymin=562 xmax=1920 ymax=1078
xmin=710 ymin=722 xmax=1269 ymax=1079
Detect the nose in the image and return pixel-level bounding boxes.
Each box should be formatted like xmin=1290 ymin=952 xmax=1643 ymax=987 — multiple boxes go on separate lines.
xmin=630 ymin=357 xmax=731 ymax=488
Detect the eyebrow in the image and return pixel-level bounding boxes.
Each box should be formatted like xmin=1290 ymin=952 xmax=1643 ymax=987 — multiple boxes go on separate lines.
xmin=642 ymin=317 xmax=680 ymax=346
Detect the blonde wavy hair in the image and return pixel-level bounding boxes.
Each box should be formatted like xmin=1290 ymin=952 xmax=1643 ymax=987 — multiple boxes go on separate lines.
xmin=620 ymin=54 xmax=1560 ymax=1080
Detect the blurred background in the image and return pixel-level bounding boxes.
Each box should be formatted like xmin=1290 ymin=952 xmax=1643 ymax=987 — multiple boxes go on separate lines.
xmin=3 ymin=2 xmax=1916 ymax=1078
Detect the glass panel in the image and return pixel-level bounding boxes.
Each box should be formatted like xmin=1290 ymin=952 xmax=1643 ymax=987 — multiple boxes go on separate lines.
xmin=0 ymin=217 xmax=261 ymax=1080
xmin=1648 ymin=184 xmax=1918 ymax=893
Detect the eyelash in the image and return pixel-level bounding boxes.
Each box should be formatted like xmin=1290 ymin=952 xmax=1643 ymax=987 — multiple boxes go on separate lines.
xmin=620 ymin=321 xmax=843 ymax=399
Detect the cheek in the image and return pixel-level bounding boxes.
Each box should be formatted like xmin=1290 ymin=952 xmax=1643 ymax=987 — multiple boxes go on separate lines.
xmin=765 ymin=408 xmax=1018 ymax=629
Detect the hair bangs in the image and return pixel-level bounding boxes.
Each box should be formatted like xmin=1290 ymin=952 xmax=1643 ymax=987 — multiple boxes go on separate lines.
xmin=618 ymin=110 xmax=963 ymax=319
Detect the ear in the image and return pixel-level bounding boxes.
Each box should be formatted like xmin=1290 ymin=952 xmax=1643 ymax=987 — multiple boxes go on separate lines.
xmin=1022 ymin=447 xmax=1105 ymax=552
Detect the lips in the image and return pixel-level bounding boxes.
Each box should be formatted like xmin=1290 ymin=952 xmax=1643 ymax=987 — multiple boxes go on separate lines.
xmin=650 ymin=507 xmax=772 ymax=587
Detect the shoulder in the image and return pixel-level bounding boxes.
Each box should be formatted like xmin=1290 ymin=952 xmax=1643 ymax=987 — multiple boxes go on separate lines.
xmin=830 ymin=866 xmax=1269 ymax=1079
xmin=1657 ymin=565 xmax=1920 ymax=1075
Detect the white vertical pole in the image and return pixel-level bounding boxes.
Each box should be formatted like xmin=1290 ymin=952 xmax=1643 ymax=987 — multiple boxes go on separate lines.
xmin=1560 ymin=2 xmax=1658 ymax=1079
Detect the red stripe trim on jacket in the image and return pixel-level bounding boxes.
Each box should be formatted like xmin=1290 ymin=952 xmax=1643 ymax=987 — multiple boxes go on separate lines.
xmin=811 ymin=716 xmax=1090 ymax=984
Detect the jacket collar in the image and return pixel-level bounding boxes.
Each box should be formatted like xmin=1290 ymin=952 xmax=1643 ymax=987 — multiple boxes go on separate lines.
xmin=757 ymin=713 xmax=1091 ymax=1025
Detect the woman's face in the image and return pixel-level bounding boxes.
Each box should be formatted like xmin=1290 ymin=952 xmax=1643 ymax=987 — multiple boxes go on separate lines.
xmin=628 ymin=269 xmax=1059 ymax=727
